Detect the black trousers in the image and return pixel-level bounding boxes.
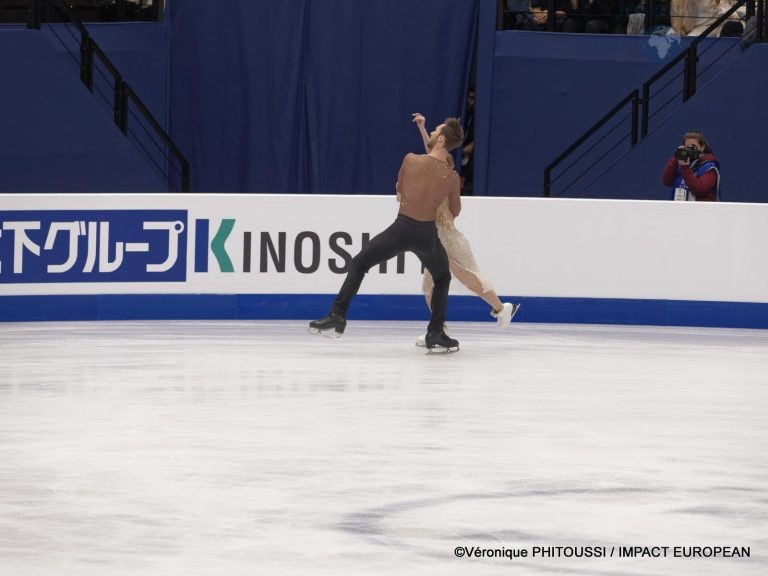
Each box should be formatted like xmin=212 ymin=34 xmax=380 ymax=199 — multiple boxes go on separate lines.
xmin=330 ymin=214 xmax=451 ymax=333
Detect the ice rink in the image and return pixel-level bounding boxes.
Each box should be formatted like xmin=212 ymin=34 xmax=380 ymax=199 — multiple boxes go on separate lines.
xmin=1 ymin=319 xmax=767 ymax=575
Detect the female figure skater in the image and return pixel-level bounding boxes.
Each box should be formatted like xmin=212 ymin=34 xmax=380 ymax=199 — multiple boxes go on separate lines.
xmin=411 ymin=113 xmax=519 ymax=346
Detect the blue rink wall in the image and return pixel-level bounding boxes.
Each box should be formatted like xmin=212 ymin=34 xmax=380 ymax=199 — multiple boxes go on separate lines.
xmin=3 ymin=2 xmax=767 ymax=201
xmin=1 ymin=194 xmax=767 ymax=328
xmin=3 ymin=294 xmax=768 ymax=330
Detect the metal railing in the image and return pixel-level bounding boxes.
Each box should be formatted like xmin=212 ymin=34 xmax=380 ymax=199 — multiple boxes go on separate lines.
xmin=543 ymin=0 xmax=764 ymax=198
xmin=544 ymin=90 xmax=639 ymax=198
xmin=28 ymin=0 xmax=189 ymax=192
xmin=641 ymin=0 xmax=756 ymax=136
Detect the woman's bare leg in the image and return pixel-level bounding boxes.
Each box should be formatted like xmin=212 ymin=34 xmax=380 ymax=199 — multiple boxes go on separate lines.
xmin=449 ymin=261 xmax=504 ymax=313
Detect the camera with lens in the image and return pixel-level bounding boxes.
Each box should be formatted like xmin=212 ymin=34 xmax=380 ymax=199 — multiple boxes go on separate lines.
xmin=675 ymin=145 xmax=701 ymax=162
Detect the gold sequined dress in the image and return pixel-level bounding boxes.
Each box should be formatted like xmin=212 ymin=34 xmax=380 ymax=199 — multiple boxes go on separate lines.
xmin=422 ymin=198 xmax=493 ymax=297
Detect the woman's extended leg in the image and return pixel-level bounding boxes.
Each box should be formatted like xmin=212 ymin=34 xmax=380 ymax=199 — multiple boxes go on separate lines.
xmin=448 ymin=261 xmax=505 ymax=312
xmin=422 ymin=259 xmax=518 ymax=333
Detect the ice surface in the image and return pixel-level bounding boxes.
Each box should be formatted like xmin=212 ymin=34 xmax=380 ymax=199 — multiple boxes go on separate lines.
xmin=1 ymin=320 xmax=766 ymax=575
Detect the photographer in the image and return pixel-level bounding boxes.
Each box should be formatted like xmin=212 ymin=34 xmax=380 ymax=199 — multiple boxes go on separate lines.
xmin=661 ymin=131 xmax=720 ymax=202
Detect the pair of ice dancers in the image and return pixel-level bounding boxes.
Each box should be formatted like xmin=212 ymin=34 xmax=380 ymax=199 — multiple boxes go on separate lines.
xmin=309 ymin=114 xmax=519 ymax=351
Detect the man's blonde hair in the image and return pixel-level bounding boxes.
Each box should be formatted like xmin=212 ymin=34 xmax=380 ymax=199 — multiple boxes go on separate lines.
xmin=440 ymin=118 xmax=464 ymax=151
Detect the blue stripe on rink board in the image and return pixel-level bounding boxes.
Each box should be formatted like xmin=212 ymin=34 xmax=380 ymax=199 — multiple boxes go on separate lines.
xmin=1 ymin=294 xmax=768 ymax=329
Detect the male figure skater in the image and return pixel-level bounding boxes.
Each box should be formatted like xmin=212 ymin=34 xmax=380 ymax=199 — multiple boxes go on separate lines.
xmin=309 ymin=118 xmax=464 ymax=352
xmin=411 ymin=113 xmax=520 ymax=347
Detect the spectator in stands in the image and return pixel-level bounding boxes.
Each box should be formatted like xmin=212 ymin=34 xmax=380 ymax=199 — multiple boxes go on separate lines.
xmin=460 ymin=87 xmax=475 ymax=195
xmin=717 ymin=0 xmax=747 ymax=36
xmin=719 ymin=20 xmax=744 ymax=36
xmin=661 ymin=130 xmax=720 ymax=201
xmin=126 ymin=0 xmax=156 ymax=21
xmin=557 ymin=0 xmax=586 ymax=31
xmin=505 ymin=0 xmax=650 ymax=33
xmin=583 ymin=0 xmax=622 ymax=33
xmin=616 ymin=0 xmax=648 ymax=34
xmin=556 ymin=0 xmax=621 ymax=33
xmin=505 ymin=0 xmax=534 ymax=29
xmin=516 ymin=0 xmax=574 ymax=31
xmin=741 ymin=13 xmax=759 ymax=47
xmin=0 ymin=1 xmax=29 ymax=24
xmin=671 ymin=0 xmax=721 ymax=35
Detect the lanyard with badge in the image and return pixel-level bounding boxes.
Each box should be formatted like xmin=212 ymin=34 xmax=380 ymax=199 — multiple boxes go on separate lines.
xmin=673 ymin=146 xmax=699 ymax=202
xmin=673 ymin=184 xmax=689 ymax=202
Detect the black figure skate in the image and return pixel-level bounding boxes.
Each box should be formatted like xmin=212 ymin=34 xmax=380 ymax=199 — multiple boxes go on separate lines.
xmin=425 ymin=330 xmax=459 ymax=353
xmin=308 ymin=313 xmax=347 ymax=338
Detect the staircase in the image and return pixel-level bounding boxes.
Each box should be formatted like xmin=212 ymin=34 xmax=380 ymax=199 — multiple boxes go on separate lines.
xmin=543 ymin=0 xmax=767 ymax=201
xmin=24 ymin=0 xmax=189 ymax=192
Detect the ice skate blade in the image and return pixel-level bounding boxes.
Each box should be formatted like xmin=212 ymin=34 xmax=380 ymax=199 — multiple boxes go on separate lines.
xmin=504 ymin=303 xmax=521 ymax=328
xmin=308 ymin=327 xmax=342 ymax=339
xmin=425 ymin=345 xmax=459 ymax=355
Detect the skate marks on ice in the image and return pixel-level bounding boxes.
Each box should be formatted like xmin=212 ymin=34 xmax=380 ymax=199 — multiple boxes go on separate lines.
xmin=1 ymin=320 xmax=767 ymax=576
xmin=334 ymin=480 xmax=766 ymax=575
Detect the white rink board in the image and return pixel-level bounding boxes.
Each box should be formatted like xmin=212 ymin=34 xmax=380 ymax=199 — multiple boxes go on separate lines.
xmin=1 ymin=194 xmax=767 ymax=303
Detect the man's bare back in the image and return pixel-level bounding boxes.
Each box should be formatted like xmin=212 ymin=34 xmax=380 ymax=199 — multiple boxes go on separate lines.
xmin=396 ymin=153 xmax=461 ymax=222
